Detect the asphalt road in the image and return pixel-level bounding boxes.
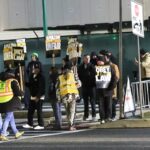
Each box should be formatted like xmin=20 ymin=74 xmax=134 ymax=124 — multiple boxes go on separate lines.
xmin=1 ymin=127 xmax=150 ymax=150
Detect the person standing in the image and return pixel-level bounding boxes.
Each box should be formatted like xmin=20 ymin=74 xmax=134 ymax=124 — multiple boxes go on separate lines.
xmin=0 ymin=72 xmax=24 ymax=141
xmin=95 ymin=56 xmax=117 ymax=124
xmin=48 ymin=67 xmax=62 ymax=130
xmin=23 ymin=65 xmax=45 ymax=130
xmin=78 ymin=54 xmax=96 ymax=121
xmin=24 ymin=52 xmax=43 ymax=109
xmin=135 ymin=49 xmax=150 ymax=106
xmin=56 ymin=64 xmax=79 ymax=131
xmin=104 ymin=51 xmax=120 ymax=121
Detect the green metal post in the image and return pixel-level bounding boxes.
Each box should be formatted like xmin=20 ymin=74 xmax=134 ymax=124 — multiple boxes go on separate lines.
xmin=42 ymin=0 xmax=48 ymax=37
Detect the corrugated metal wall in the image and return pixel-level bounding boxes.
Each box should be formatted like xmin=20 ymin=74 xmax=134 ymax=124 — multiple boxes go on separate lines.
xmin=0 ymin=0 xmax=148 ymax=30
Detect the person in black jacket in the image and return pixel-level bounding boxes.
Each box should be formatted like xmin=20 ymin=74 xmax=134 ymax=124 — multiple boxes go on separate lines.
xmin=24 ymin=52 xmax=43 ymax=110
xmin=23 ymin=65 xmax=45 ymax=130
xmin=78 ymin=54 xmax=96 ymax=121
xmin=95 ymin=56 xmax=117 ymax=124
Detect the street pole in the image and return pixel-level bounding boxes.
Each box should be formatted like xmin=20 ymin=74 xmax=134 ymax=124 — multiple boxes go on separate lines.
xmin=119 ymin=0 xmax=123 ymax=119
xmin=42 ymin=0 xmax=48 ymax=37
xmin=137 ymin=36 xmax=143 ymax=118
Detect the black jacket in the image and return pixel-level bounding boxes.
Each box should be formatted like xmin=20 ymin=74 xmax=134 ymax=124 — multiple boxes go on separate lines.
xmin=26 ymin=73 xmax=45 ymax=99
xmin=78 ymin=63 xmax=96 ymax=88
xmin=26 ymin=60 xmax=43 ymax=77
xmin=0 ymin=72 xmax=23 ymax=113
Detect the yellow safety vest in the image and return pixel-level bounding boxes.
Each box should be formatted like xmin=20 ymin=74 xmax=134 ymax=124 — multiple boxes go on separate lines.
xmin=0 ymin=79 xmax=17 ymax=103
xmin=59 ymin=72 xmax=79 ymax=97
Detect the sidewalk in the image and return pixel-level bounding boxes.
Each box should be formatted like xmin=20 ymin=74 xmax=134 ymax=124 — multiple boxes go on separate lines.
xmin=14 ymin=102 xmax=150 ymax=129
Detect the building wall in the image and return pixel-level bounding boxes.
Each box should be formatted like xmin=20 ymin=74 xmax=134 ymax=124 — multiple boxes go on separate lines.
xmin=0 ymin=32 xmax=150 ymax=99
xmin=0 ymin=0 xmax=148 ymax=30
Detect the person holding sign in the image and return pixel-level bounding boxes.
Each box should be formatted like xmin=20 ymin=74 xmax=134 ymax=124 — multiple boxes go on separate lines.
xmin=95 ymin=55 xmax=117 ymax=124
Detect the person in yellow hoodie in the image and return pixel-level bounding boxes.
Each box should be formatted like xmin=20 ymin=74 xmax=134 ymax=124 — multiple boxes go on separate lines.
xmin=56 ymin=63 xmax=79 ymax=131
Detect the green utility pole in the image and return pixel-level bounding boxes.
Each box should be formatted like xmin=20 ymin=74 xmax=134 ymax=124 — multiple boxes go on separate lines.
xmin=42 ymin=0 xmax=48 ymax=37
xmin=119 ymin=0 xmax=123 ymax=119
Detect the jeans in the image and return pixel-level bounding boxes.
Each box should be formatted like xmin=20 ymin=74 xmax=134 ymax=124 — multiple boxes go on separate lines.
xmin=24 ymin=87 xmax=30 ymax=108
xmin=112 ymin=98 xmax=118 ymax=119
xmin=51 ymin=102 xmax=62 ymax=128
xmin=1 ymin=112 xmax=18 ymax=135
xmin=0 ymin=114 xmax=2 ymax=133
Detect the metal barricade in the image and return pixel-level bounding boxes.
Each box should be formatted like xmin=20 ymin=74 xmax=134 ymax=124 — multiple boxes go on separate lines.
xmin=131 ymin=80 xmax=150 ymax=108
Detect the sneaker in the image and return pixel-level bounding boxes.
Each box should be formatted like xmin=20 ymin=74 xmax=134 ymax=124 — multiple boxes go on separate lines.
xmin=15 ymin=131 xmax=24 ymax=139
xmin=0 ymin=135 xmax=9 ymax=141
xmin=101 ymin=120 xmax=105 ymax=124
xmin=69 ymin=126 xmax=76 ymax=131
xmin=5 ymin=131 xmax=9 ymax=136
xmin=112 ymin=117 xmax=117 ymax=122
xmin=22 ymin=124 xmax=33 ymax=129
xmin=34 ymin=125 xmax=44 ymax=130
xmin=105 ymin=118 xmax=112 ymax=122
xmin=92 ymin=117 xmax=97 ymax=122
xmin=83 ymin=117 xmax=90 ymax=121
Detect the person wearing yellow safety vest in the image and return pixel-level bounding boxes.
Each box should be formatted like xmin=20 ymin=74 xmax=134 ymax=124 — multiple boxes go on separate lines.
xmin=0 ymin=72 xmax=24 ymax=141
xmin=56 ymin=63 xmax=79 ymax=131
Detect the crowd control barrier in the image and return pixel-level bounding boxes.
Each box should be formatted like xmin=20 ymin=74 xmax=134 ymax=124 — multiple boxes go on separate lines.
xmin=131 ymin=80 xmax=150 ymax=108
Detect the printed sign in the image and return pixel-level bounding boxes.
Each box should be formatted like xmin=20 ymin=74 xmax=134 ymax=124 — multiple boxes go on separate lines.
xmin=13 ymin=47 xmax=25 ymax=61
xmin=45 ymin=35 xmax=61 ymax=58
xmin=3 ymin=43 xmax=16 ymax=61
xmin=45 ymin=35 xmax=61 ymax=51
xmin=131 ymin=1 xmax=144 ymax=38
xmin=16 ymin=39 xmax=27 ymax=53
xmin=95 ymin=65 xmax=111 ymax=89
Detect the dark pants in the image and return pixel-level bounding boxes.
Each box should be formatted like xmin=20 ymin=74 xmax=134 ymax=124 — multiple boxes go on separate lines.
xmin=82 ymin=87 xmax=96 ymax=118
xmin=27 ymin=100 xmax=44 ymax=126
xmin=96 ymin=89 xmax=112 ymax=120
xmin=112 ymin=98 xmax=118 ymax=119
xmin=51 ymin=102 xmax=62 ymax=128
xmin=24 ymin=87 xmax=30 ymax=109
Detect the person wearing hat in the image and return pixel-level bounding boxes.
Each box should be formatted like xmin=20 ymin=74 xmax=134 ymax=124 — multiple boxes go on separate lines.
xmin=95 ymin=55 xmax=117 ymax=124
xmin=0 ymin=71 xmax=24 ymax=141
xmin=23 ymin=65 xmax=45 ymax=130
xmin=26 ymin=52 xmax=43 ymax=78
xmin=56 ymin=63 xmax=79 ymax=131
xmin=24 ymin=52 xmax=43 ymax=110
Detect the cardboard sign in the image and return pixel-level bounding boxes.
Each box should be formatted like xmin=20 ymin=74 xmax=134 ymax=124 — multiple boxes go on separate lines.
xmin=3 ymin=43 xmax=16 ymax=61
xmin=16 ymin=39 xmax=27 ymax=53
xmin=45 ymin=35 xmax=61 ymax=58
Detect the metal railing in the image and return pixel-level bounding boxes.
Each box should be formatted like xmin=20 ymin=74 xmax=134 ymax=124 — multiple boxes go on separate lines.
xmin=131 ymin=80 xmax=150 ymax=109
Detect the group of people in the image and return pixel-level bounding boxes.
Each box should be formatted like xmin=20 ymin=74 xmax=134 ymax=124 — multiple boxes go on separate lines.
xmin=0 ymin=49 xmax=120 ymax=141
xmin=46 ymin=49 xmax=120 ymax=131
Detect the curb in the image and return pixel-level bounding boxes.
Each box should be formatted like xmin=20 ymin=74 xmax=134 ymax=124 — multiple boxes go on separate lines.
xmin=90 ymin=119 xmax=150 ymax=129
